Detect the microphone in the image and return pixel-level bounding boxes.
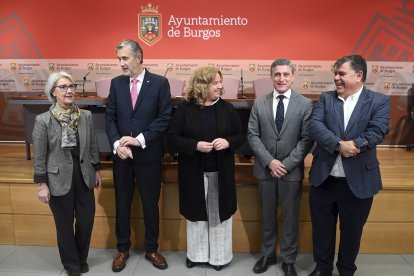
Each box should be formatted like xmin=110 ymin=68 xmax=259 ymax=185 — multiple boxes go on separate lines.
xmin=163 ymin=67 xmax=170 ymax=77
xmin=239 ymin=68 xmax=246 ymax=99
xmin=82 ymin=71 xmax=90 ymax=97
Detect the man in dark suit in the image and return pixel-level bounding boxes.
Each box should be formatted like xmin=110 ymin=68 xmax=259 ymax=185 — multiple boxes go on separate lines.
xmin=248 ymin=58 xmax=314 ymax=276
xmin=308 ymin=55 xmax=390 ymax=276
xmin=105 ymin=39 xmax=172 ymax=272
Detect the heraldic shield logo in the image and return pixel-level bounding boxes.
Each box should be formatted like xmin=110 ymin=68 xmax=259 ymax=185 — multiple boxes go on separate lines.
xmin=139 ymin=3 xmax=162 ymax=46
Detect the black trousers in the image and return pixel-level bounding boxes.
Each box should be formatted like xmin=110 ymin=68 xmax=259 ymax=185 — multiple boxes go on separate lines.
xmin=113 ymin=155 xmax=162 ymax=253
xmin=49 ymin=156 xmax=95 ymax=271
xmin=309 ymin=176 xmax=373 ymax=276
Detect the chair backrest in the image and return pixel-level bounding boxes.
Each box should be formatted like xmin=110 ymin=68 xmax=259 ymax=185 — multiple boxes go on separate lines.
xmin=221 ymin=76 xmax=240 ymax=99
xmin=252 ymin=77 xmax=273 ymax=98
xmin=167 ymin=78 xmax=185 ymax=97
xmin=95 ymin=78 xmax=112 ymax=98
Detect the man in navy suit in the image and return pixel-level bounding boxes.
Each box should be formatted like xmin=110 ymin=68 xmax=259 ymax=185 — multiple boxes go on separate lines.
xmin=307 ymin=55 xmax=390 ymax=276
xmin=105 ymin=39 xmax=172 ymax=272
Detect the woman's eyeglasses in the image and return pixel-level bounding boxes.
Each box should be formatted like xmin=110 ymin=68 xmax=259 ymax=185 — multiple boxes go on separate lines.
xmin=53 ymin=84 xmax=78 ymax=92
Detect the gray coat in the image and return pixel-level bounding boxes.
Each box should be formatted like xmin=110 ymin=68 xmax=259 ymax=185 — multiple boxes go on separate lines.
xmin=32 ymin=109 xmax=100 ymax=196
xmin=247 ymin=91 xmax=313 ymax=181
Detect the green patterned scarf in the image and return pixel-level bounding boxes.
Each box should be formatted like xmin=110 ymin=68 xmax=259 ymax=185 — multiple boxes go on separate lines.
xmin=50 ymin=103 xmax=80 ymax=148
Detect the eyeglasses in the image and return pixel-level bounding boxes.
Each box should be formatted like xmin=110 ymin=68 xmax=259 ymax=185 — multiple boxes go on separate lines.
xmin=53 ymin=84 xmax=78 ymax=92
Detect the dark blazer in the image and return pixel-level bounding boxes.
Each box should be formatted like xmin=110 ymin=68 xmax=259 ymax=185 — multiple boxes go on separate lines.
xmin=105 ymin=70 xmax=172 ymax=163
xmin=32 ymin=109 xmax=100 ymax=196
xmin=168 ymin=99 xmax=245 ymax=222
xmin=308 ymin=87 xmax=390 ymax=198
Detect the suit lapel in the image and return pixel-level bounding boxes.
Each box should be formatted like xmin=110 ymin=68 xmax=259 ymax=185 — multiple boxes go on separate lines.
xmin=264 ymin=93 xmax=278 ymax=134
xmin=78 ymin=112 xmax=86 ymax=159
xmin=333 ymin=94 xmax=345 ymax=136
xmin=119 ymin=76 xmax=133 ymax=112
xmin=280 ymin=91 xmax=298 ymax=135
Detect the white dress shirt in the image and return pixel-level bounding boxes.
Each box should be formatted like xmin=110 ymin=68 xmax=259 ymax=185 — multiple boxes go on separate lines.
xmin=330 ymin=86 xmax=363 ymax=177
xmin=272 ymin=89 xmax=291 ymax=120
xmin=113 ymin=69 xmax=147 ymax=154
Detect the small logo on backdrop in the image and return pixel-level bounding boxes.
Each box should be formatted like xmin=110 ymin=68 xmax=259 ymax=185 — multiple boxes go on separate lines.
xmin=302 ymin=79 xmax=309 ymax=90
xmin=10 ymin=63 xmax=17 ymax=71
xmin=24 ymin=78 xmax=30 ymax=88
xmin=383 ymin=80 xmax=390 ymax=91
xmin=48 ymin=63 xmax=55 ymax=71
xmin=372 ymin=65 xmax=379 ymax=74
xmin=87 ymin=63 xmax=94 ymax=71
xmin=249 ymin=64 xmax=256 ymax=72
xmin=139 ymin=3 xmax=162 ymax=46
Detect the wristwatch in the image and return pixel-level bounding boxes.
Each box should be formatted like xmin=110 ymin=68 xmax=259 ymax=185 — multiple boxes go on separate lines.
xmin=335 ymin=141 xmax=342 ymax=151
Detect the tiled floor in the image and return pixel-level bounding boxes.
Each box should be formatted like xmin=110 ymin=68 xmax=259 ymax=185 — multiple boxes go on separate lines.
xmin=0 ymin=245 xmax=413 ymax=275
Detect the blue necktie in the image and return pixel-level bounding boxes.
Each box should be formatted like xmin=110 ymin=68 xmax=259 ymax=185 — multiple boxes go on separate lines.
xmin=275 ymin=95 xmax=285 ymax=132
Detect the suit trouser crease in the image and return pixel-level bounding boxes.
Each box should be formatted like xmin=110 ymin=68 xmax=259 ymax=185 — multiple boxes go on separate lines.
xmin=258 ymin=177 xmax=302 ymax=263
xmin=309 ymin=177 xmax=373 ymax=275
xmin=187 ymin=172 xmax=233 ymax=266
xmin=113 ymin=157 xmax=161 ymax=253
xmin=49 ymin=155 xmax=95 ymax=271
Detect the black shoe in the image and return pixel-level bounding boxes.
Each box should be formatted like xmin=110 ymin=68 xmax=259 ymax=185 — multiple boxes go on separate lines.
xmin=282 ymin=263 xmax=297 ymax=276
xmin=253 ymin=256 xmax=277 ymax=273
xmin=211 ymin=264 xmax=224 ymax=271
xmin=80 ymin=263 xmax=89 ymax=273
xmin=308 ymin=268 xmax=332 ymax=276
xmin=186 ymin=258 xmax=196 ymax=268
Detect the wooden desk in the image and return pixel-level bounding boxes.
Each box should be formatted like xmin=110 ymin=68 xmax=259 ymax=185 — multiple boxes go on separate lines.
xmin=7 ymin=96 xmax=256 ymax=159
xmin=8 ymin=96 xmax=109 ymax=159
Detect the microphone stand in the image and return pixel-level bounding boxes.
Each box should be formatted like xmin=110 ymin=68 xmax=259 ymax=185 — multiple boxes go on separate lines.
xmin=81 ymin=72 xmax=90 ymax=97
xmin=163 ymin=67 xmax=170 ymax=77
xmin=239 ymin=68 xmax=246 ymax=98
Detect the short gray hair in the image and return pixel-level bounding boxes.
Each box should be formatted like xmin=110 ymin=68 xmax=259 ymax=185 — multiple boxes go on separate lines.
xmin=115 ymin=39 xmax=144 ymax=64
xmin=270 ymin=58 xmax=295 ymax=76
xmin=44 ymin=71 xmax=75 ymax=103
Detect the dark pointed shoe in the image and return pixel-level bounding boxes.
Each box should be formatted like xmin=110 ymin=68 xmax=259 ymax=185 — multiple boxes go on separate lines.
xmin=212 ymin=264 xmax=224 ymax=271
xmin=186 ymin=257 xmax=196 ymax=268
xmin=308 ymin=268 xmax=332 ymax=276
xmin=253 ymin=255 xmax=277 ymax=273
xmin=282 ymin=263 xmax=297 ymax=276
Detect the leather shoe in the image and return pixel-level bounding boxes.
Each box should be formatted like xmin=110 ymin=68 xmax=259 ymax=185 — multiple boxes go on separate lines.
xmin=80 ymin=263 xmax=89 ymax=273
xmin=253 ymin=255 xmax=276 ymax=273
xmin=67 ymin=269 xmax=81 ymax=276
xmin=112 ymin=251 xmax=129 ymax=272
xmin=145 ymin=252 xmax=168 ymax=270
xmin=282 ymin=263 xmax=297 ymax=276
xmin=308 ymin=268 xmax=332 ymax=276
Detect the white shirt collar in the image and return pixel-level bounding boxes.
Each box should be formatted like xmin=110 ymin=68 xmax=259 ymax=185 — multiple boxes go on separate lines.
xmin=337 ymin=86 xmax=363 ymax=102
xmin=273 ymin=89 xmax=291 ymax=99
xmin=130 ymin=68 xmax=145 ymax=83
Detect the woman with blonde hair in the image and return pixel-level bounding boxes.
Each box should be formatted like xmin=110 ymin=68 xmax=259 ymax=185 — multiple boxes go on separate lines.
xmin=168 ymin=66 xmax=245 ymax=270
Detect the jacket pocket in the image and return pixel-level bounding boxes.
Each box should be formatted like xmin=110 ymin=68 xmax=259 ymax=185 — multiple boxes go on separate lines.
xmin=47 ymin=166 xmax=59 ymax=173
xmin=366 ymin=160 xmax=379 ymax=170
